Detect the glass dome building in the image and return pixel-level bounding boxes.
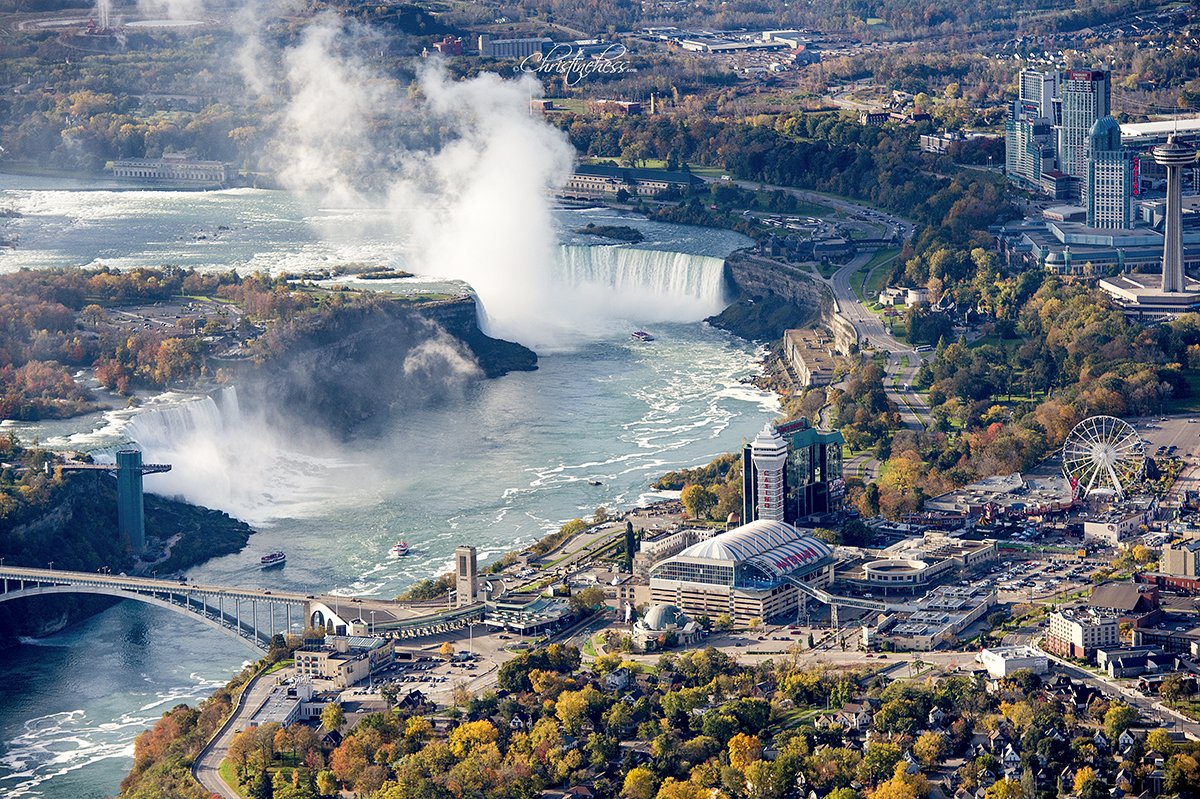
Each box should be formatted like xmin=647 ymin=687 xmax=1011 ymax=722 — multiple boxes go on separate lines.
xmin=648 ymin=519 xmax=835 ymax=625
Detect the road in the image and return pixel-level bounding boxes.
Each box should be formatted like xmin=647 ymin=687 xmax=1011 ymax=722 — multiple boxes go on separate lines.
xmin=696 ymin=175 xmax=931 ymax=479
xmin=1038 ymin=645 xmax=1200 ymax=739
xmin=192 ymin=666 xmax=291 ymax=799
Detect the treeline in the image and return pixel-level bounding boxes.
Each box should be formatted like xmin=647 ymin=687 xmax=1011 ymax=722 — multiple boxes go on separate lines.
xmin=559 ymin=112 xmax=1015 ymax=255
xmin=0 ymin=267 xmax=329 ymax=417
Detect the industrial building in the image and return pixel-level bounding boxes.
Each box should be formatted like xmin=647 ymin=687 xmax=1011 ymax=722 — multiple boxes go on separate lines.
xmin=648 ymin=519 xmax=835 ymax=626
xmin=477 ymin=35 xmax=551 ymax=59
xmin=110 ymin=154 xmax=231 ymax=184
xmin=782 ymin=328 xmax=836 ymax=388
xmin=562 ymin=165 xmax=703 ymax=199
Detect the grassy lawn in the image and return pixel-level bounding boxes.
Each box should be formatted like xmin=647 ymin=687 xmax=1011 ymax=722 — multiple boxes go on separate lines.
xmin=263 ymin=658 xmax=293 ymax=675
xmin=1165 ymin=369 xmax=1200 ymax=414
xmin=815 ymin=260 xmax=839 ymax=279
xmin=219 ymin=761 xmax=249 ymax=799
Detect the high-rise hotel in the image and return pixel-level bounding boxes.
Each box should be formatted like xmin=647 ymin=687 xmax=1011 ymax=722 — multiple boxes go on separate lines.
xmin=1059 ymin=69 xmax=1111 ymax=188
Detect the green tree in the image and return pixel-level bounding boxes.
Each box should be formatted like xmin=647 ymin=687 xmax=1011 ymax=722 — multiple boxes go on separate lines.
xmin=913 ymin=731 xmax=947 ymax=766
xmin=681 ymin=484 xmax=716 ymax=520
xmin=320 ymin=702 xmax=345 ymax=733
xmin=316 ymin=770 xmax=338 ymax=797
xmin=1103 ymin=702 xmax=1138 ymax=740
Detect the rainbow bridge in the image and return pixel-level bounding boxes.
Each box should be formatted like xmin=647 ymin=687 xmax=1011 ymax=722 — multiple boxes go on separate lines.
xmin=0 ymin=566 xmax=483 ymax=652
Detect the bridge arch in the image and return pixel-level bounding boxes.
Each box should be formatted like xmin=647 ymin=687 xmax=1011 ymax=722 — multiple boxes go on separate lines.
xmin=0 ymin=585 xmax=266 ymax=653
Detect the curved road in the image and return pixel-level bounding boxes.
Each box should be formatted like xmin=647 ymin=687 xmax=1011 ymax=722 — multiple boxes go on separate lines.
xmin=193 ymin=666 xmax=293 ymax=799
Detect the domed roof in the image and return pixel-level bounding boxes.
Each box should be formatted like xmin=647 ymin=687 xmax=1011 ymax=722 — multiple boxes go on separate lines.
xmin=678 ymin=519 xmax=814 ymax=562
xmin=642 ymin=603 xmax=684 ymax=631
xmin=1088 ymin=115 xmax=1122 ymax=152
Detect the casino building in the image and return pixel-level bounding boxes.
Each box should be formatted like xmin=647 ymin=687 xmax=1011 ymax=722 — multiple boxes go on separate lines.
xmin=648 ymin=519 xmax=835 ymax=625
xmin=741 ymin=419 xmax=845 ymax=525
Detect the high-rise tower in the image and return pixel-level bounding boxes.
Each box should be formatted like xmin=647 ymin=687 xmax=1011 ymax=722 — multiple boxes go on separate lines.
xmin=1085 ymin=116 xmax=1133 ymax=229
xmin=1059 ymin=69 xmax=1111 ymax=185
xmin=749 ymin=424 xmax=788 ymax=523
xmin=1156 ymin=134 xmax=1199 ymax=293
xmin=455 ymin=545 xmax=477 ymax=607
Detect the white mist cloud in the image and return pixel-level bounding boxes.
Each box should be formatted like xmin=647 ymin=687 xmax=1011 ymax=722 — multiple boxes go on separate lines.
xmin=241 ymin=14 xmax=581 ymax=349
xmin=135 ymin=0 xmax=204 ymax=21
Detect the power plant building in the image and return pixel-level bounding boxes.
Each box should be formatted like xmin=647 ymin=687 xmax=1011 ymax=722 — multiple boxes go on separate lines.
xmin=648 ymin=519 xmax=835 ymax=625
xmin=742 ymin=418 xmax=844 ymax=524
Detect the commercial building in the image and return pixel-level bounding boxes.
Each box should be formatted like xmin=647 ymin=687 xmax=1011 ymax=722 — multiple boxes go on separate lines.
xmin=631 ymin=603 xmax=702 ymax=651
xmin=648 ymin=519 xmax=835 ymax=626
xmin=562 ymin=164 xmax=703 ymax=199
xmin=782 ymin=328 xmax=836 ymax=388
xmin=1162 ymin=539 xmax=1200 ymax=577
xmin=248 ymin=677 xmax=321 ymax=728
xmin=1121 ymin=117 xmax=1200 ymax=194
xmin=632 ymin=526 xmax=716 ymax=580
xmin=1083 ymin=510 xmax=1145 ymax=545
xmin=1019 ymin=69 xmax=1061 ymax=121
xmin=1059 ymin=69 xmax=1111 ymax=187
xmin=978 ymin=646 xmax=1049 ymax=679
xmin=923 ymin=472 xmax=1075 ymax=519
xmin=477 ymin=35 xmax=551 ymax=59
xmin=1085 ymin=116 xmax=1134 ymax=229
xmin=1132 ymin=616 xmax=1200 ymax=656
xmin=741 ymin=419 xmax=844 ymax=525
xmin=484 ymin=595 xmax=574 ymax=635
xmin=294 ymin=636 xmax=396 ymax=688
xmin=110 ymin=154 xmax=231 ymax=184
xmin=839 ymin=533 xmax=998 ymax=595
xmin=875 ymin=584 xmax=995 ymax=651
xmin=1043 ymin=608 xmax=1119 ymax=660
xmin=1088 ymin=582 xmax=1161 ymax=627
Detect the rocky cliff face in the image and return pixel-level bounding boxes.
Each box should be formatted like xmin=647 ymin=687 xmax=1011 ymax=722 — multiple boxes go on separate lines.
xmin=706 ymin=253 xmax=825 ymax=341
xmin=0 ymin=472 xmax=253 ymax=640
xmin=239 ymin=295 xmax=536 ymax=437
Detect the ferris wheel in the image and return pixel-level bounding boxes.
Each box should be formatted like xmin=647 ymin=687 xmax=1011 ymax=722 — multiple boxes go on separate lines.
xmin=1061 ymin=415 xmax=1146 ymax=500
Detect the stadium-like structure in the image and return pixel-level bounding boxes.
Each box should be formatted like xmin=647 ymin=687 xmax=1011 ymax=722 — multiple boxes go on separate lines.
xmin=648 ymin=519 xmax=835 ymax=625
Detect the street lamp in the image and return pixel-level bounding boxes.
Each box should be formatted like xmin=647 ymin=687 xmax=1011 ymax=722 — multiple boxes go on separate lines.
xmin=47 ymin=561 xmax=54 ymax=570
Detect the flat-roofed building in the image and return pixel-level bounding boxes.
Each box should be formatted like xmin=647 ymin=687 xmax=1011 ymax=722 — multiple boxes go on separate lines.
xmin=110 ymin=154 xmax=231 ymax=184
xmin=562 ymin=164 xmax=703 ymax=199
xmin=1044 ymin=609 xmax=1119 ymax=660
xmin=1162 ymin=539 xmax=1200 ymax=577
xmin=783 ymin=328 xmax=836 ymax=388
xmin=978 ymin=646 xmax=1049 ymax=678
xmin=294 ymin=636 xmax=395 ymax=688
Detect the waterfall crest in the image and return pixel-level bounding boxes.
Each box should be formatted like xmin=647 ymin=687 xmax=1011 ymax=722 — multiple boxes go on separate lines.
xmin=553 ymin=245 xmax=728 ymax=322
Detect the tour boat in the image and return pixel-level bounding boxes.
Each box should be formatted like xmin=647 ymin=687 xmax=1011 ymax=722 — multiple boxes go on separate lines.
xmin=260 ymin=551 xmax=286 ymax=568
xmin=389 ymin=541 xmax=410 ymax=558
xmin=631 ymin=331 xmax=654 ymax=342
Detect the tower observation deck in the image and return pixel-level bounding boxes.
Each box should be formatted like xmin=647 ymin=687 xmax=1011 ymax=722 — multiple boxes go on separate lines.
xmin=49 ymin=450 xmax=171 ymax=553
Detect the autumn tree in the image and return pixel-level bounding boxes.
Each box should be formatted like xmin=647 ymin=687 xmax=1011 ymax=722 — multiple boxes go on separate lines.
xmin=321 ymin=702 xmax=345 ymax=733
xmin=681 ymin=484 xmax=717 ymax=520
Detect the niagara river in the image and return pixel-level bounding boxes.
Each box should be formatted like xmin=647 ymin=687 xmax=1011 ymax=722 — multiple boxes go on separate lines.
xmin=0 ymin=174 xmax=780 ymax=798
